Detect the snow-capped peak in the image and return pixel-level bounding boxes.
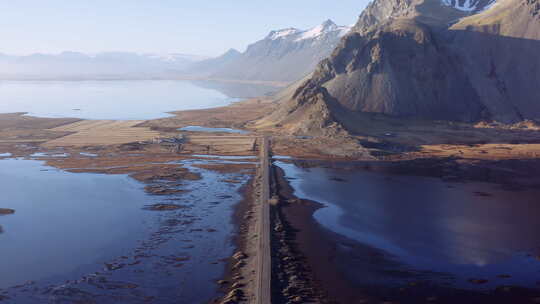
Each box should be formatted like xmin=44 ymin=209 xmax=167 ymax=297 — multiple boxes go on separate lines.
xmin=441 ymin=0 xmax=497 ymax=12
xmin=268 ymin=28 xmax=301 ymax=40
xmin=266 ymin=20 xmax=351 ymax=42
xmin=298 ymin=20 xmax=337 ymax=40
xmin=296 ymin=20 xmax=351 ymax=41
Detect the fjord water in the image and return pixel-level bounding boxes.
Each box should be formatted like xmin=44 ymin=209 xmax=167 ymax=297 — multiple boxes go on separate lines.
xmin=179 ymin=125 xmax=250 ymax=134
xmin=0 ymin=158 xmax=249 ymax=303
xmin=0 ymin=80 xmax=237 ymax=120
xmin=276 ymin=161 xmax=540 ymax=288
xmin=0 ymin=159 xmax=149 ymax=289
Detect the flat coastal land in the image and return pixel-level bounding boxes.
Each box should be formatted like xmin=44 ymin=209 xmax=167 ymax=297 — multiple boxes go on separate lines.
xmin=2 ymin=97 xmax=540 ymax=303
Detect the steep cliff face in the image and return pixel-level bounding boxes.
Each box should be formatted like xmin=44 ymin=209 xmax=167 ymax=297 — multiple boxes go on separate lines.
xmin=320 ymin=19 xmax=487 ymax=122
xmin=447 ymin=0 xmax=540 ymax=121
xmin=261 ymin=0 xmax=540 ymax=134
xmin=353 ymin=0 xmax=417 ymax=33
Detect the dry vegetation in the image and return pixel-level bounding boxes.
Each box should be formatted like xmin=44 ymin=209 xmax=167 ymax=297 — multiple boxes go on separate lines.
xmin=412 ymin=143 xmax=540 ymax=160
xmin=2 ymin=98 xmax=540 ymax=163
xmin=0 ymin=113 xmax=78 ymax=144
xmin=43 ymin=120 xmax=161 ymax=147
xmin=182 ymin=136 xmax=257 ymax=155
xmin=141 ymin=98 xmax=275 ymax=131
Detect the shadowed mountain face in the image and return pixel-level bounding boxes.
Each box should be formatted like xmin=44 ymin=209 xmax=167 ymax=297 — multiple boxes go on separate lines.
xmin=260 ymin=0 xmax=540 ymax=134
xmin=189 ymin=20 xmax=351 ymax=83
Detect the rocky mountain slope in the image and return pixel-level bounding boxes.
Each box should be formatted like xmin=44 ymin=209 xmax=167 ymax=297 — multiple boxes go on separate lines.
xmin=188 ymin=20 xmax=351 ymax=82
xmin=257 ymin=0 xmax=540 ymax=135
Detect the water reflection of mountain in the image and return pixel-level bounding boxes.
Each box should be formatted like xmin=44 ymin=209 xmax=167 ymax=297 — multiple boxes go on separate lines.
xmin=189 ymin=80 xmax=281 ymax=99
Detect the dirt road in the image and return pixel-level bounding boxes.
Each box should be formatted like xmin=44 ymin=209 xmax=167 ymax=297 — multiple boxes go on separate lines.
xmin=256 ymin=136 xmax=271 ymax=304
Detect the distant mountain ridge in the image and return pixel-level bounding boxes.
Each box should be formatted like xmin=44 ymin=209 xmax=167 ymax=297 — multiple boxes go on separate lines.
xmin=0 ymin=51 xmax=206 ymax=80
xmin=0 ymin=20 xmax=350 ymax=83
xmin=265 ymin=20 xmax=350 ymax=42
xmin=188 ymin=20 xmax=351 ymax=83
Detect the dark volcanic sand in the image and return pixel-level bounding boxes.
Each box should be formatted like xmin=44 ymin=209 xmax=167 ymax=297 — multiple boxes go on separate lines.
xmin=273 ymin=161 xmax=540 ymax=304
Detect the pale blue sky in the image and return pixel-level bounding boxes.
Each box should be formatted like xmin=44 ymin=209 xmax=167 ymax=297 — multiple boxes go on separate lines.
xmin=0 ymin=0 xmax=369 ymax=57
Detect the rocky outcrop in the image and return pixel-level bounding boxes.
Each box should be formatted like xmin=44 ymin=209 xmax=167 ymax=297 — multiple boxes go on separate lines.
xmin=354 ymin=0 xmax=417 ymax=33
xmin=256 ymin=77 xmax=348 ymax=136
xmin=321 ymin=19 xmax=488 ymax=122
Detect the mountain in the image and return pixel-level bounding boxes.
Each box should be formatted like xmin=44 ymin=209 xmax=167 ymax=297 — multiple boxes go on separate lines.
xmin=257 ymin=0 xmax=540 ymax=135
xmin=186 ymin=49 xmax=242 ymax=78
xmin=189 ymin=20 xmax=351 ymax=82
xmin=0 ymin=52 xmax=205 ymax=80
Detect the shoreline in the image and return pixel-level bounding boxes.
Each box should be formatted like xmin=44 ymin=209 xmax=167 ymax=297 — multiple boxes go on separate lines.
xmin=211 ymin=173 xmax=259 ymax=304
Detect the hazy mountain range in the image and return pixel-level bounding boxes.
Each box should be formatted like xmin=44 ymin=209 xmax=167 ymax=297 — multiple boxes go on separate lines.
xmin=258 ymin=0 xmax=540 ymax=135
xmin=0 ymin=20 xmax=350 ymax=83
xmin=187 ymin=20 xmax=351 ymax=82
xmin=0 ymin=52 xmax=208 ymax=80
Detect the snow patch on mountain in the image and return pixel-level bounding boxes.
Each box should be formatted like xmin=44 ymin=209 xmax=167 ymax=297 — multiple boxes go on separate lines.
xmin=268 ymin=28 xmax=301 ymax=40
xmin=441 ymin=0 xmax=497 ymax=12
xmin=296 ymin=20 xmax=351 ymax=41
xmin=267 ymin=20 xmax=351 ymax=42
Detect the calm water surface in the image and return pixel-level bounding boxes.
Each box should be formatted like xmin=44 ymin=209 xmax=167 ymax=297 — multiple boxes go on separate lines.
xmin=276 ymin=161 xmax=540 ymax=289
xmin=0 ymin=159 xmax=150 ymax=289
xmin=0 ymin=80 xmax=237 ymax=120
xmin=0 ymin=158 xmax=249 ymax=303
xmin=179 ymin=126 xmax=249 ymax=134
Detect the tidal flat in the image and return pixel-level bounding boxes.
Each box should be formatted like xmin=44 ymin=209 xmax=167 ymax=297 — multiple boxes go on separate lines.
xmin=0 ymin=155 xmax=254 ymax=304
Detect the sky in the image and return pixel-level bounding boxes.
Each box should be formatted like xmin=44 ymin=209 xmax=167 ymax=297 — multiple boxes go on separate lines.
xmin=0 ymin=0 xmax=370 ymax=57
